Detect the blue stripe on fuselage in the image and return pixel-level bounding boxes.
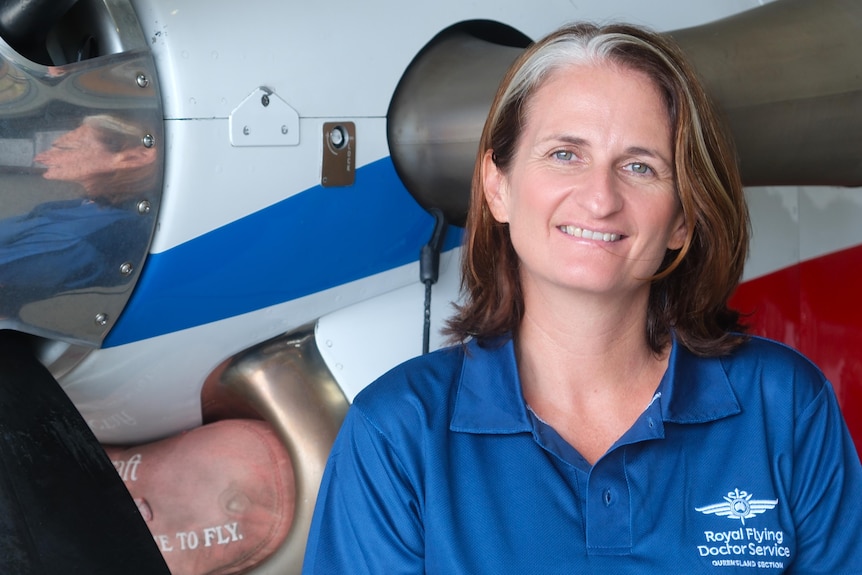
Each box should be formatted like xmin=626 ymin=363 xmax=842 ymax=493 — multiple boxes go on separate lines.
xmin=103 ymin=157 xmax=462 ymax=347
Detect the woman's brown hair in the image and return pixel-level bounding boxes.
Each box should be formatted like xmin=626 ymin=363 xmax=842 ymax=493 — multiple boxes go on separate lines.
xmin=445 ymin=22 xmax=750 ymax=357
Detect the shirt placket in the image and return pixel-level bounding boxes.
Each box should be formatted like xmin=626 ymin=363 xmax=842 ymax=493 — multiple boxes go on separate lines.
xmin=584 ymin=401 xmax=665 ymax=556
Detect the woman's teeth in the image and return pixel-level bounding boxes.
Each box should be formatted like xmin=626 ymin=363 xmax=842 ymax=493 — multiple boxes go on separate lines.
xmin=560 ymin=225 xmax=620 ymax=242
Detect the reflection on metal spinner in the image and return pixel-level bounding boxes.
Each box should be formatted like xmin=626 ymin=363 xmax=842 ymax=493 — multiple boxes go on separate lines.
xmin=0 ymin=0 xmax=164 ymax=346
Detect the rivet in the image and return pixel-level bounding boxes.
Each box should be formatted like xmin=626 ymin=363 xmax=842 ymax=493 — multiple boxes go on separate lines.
xmin=261 ymin=94 xmax=270 ymax=107
xmin=281 ymin=125 xmax=289 ymax=135
xmin=94 ymin=313 xmax=109 ymax=326
xmin=243 ymin=126 xmax=250 ymax=136
xmin=137 ymin=200 xmax=151 ymax=215
xmin=136 ymin=73 xmax=149 ymax=88
xmin=142 ymin=134 xmax=155 ymax=148
xmin=120 ymin=262 xmax=134 ymax=276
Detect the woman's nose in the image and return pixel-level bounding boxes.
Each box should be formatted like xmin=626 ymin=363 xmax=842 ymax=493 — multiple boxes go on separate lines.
xmin=573 ymin=167 xmax=623 ymax=217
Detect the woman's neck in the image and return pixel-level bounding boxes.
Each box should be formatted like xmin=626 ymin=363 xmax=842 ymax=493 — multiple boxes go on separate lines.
xmin=518 ymin=279 xmax=656 ymax=378
xmin=515 ymin=282 xmax=668 ymax=464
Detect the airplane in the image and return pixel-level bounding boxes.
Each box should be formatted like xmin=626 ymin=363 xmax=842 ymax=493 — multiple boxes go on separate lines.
xmin=0 ymin=0 xmax=859 ymax=573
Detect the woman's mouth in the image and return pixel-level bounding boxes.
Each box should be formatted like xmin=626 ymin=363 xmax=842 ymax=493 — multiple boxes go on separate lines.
xmin=559 ymin=225 xmax=622 ymax=242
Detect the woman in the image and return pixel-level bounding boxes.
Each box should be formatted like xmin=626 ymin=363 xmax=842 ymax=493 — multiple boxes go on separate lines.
xmin=0 ymin=114 xmax=157 ymax=314
xmin=302 ymin=23 xmax=862 ymax=573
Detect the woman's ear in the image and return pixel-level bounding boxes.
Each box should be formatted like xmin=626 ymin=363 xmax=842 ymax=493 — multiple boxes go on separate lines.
xmin=113 ymin=146 xmax=156 ymax=170
xmin=482 ymin=150 xmax=510 ymax=224
xmin=667 ymin=209 xmax=687 ymax=251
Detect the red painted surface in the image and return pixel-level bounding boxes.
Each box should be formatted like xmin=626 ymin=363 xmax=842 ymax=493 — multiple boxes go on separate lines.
xmin=731 ymin=244 xmax=862 ymax=458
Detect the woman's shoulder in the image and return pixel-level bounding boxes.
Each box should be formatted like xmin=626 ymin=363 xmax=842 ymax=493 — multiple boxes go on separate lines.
xmin=349 ymin=343 xmax=467 ymax=431
xmin=726 ymin=335 xmax=825 ymax=377
xmin=719 ymin=335 xmax=830 ymax=410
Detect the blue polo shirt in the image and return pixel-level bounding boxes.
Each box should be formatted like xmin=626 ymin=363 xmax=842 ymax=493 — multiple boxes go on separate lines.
xmin=302 ymin=336 xmax=862 ymax=574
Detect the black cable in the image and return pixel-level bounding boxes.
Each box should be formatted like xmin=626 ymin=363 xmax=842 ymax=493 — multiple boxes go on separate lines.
xmin=420 ymin=208 xmax=447 ymax=354
xmin=423 ymin=281 xmax=433 ymax=355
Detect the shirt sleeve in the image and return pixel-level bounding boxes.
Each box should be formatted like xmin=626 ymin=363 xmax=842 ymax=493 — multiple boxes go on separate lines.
xmin=789 ymin=380 xmax=862 ymax=574
xmin=302 ymin=404 xmax=424 ymax=575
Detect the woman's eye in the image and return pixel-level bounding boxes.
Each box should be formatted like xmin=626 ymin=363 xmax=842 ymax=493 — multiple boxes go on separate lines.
xmin=625 ymin=162 xmax=653 ymax=175
xmin=552 ymin=150 xmax=575 ymax=161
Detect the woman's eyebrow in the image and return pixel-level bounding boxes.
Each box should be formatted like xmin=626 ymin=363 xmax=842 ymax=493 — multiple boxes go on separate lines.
xmin=625 ymin=145 xmax=672 ymax=165
xmin=536 ymin=134 xmax=589 ymax=147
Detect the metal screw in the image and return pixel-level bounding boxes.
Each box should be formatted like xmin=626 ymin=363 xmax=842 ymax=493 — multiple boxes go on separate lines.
xmin=137 ymin=200 xmax=151 ymax=215
xmin=136 ymin=73 xmax=150 ymax=88
xmin=261 ymin=94 xmax=270 ymax=107
xmin=119 ymin=262 xmax=134 ymax=276
xmin=281 ymin=125 xmax=289 ymax=135
xmin=142 ymin=134 xmax=155 ymax=148
xmin=94 ymin=313 xmax=109 ymax=327
xmin=243 ymin=126 xmax=250 ymax=136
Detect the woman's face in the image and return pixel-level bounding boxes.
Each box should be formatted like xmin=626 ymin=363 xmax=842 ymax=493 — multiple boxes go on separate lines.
xmin=483 ymin=62 xmax=686 ymax=302
xmin=34 ymin=123 xmax=118 ymax=192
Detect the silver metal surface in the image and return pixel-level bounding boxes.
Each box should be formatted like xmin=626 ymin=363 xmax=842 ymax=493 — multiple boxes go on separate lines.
xmin=387 ymin=25 xmax=525 ymax=225
xmin=0 ymin=0 xmax=163 ymax=346
xmin=387 ymin=0 xmax=862 ymax=226
xmin=203 ymin=325 xmax=350 ymax=575
xmin=669 ymin=0 xmax=862 ymax=187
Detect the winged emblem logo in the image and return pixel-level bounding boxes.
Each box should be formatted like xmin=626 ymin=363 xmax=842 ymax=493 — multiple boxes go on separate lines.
xmin=695 ymin=488 xmax=778 ymax=525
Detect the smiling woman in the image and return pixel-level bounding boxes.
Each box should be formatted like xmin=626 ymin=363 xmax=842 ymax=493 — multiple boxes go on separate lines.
xmin=454 ymin=24 xmax=748 ymax=358
xmin=480 ymin=63 xmax=686 ymax=322
xmin=301 ymin=23 xmax=862 ymax=575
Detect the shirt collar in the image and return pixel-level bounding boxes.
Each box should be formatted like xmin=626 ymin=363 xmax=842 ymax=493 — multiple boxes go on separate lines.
xmin=449 ymin=335 xmax=740 ymax=434
xmin=450 ymin=336 xmax=532 ymax=434
xmin=659 ymin=338 xmax=742 ymax=424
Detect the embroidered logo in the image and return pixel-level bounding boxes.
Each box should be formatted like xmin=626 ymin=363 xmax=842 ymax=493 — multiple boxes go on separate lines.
xmin=695 ymin=488 xmax=778 ymax=525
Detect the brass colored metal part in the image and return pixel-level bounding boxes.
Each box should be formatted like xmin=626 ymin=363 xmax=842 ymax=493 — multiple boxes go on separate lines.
xmin=203 ymin=325 xmax=349 ymax=575
xmin=321 ymin=121 xmax=356 ymax=187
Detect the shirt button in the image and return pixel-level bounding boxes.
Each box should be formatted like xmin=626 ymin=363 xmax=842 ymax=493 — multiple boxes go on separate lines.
xmin=648 ymin=417 xmax=656 ymax=429
xmin=604 ymin=489 xmax=613 ymax=506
